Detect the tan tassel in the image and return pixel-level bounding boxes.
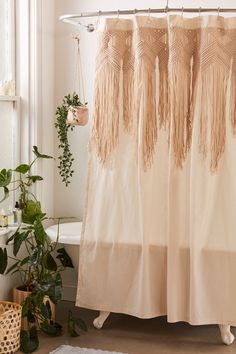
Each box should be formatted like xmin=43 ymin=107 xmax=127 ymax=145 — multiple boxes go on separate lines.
xmin=158 ymin=31 xmax=169 ymax=129
xmin=158 ymin=65 xmax=169 ymax=128
xmin=198 ymin=65 xmax=227 ymax=171
xmin=135 ymin=60 xmax=157 ymax=169
xmin=229 ymin=68 xmax=236 ymax=136
xmin=92 ymin=63 xmax=120 ymax=166
xmin=123 ymin=64 xmax=134 ymax=133
xmin=198 ymin=75 xmax=208 ymax=158
xmin=170 ymin=63 xmax=193 ymax=168
xmin=210 ymin=66 xmax=227 ymax=172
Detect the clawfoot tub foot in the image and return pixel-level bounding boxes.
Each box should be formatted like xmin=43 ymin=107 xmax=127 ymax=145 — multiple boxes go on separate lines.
xmin=219 ymin=324 xmax=235 ymax=345
xmin=93 ymin=311 xmax=110 ymax=329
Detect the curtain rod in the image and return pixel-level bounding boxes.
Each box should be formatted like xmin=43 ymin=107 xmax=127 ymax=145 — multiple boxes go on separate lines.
xmin=59 ymin=8 xmax=236 ymax=32
xmin=60 ymin=7 xmax=236 ymax=20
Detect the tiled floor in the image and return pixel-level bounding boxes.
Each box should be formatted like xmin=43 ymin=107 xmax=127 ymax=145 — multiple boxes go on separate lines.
xmin=17 ymin=301 xmax=236 ymax=354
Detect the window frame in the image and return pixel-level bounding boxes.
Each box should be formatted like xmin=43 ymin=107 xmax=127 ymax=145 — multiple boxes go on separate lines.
xmin=0 ymin=0 xmax=16 ymax=97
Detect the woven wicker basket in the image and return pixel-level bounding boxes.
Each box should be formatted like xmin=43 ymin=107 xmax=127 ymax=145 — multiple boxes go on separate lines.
xmin=0 ymin=301 xmax=22 ymax=354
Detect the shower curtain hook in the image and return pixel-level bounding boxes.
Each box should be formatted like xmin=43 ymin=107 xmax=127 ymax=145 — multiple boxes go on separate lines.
xmin=94 ymin=10 xmax=101 ymax=30
xmin=117 ymin=9 xmax=120 ymax=19
xmin=181 ymin=6 xmax=184 ymax=17
xmin=148 ymin=8 xmax=151 ymax=18
xmin=218 ymin=7 xmax=221 ymax=17
xmin=198 ymin=7 xmax=201 ymax=16
xmin=165 ymin=0 xmax=169 ymax=14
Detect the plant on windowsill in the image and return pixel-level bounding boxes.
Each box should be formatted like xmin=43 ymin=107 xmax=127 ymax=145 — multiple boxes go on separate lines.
xmin=55 ymin=93 xmax=88 ymax=187
xmin=0 ymin=146 xmax=87 ymax=353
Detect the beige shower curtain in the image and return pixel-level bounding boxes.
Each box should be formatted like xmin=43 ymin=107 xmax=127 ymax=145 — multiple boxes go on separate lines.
xmin=76 ymin=15 xmax=236 ymax=325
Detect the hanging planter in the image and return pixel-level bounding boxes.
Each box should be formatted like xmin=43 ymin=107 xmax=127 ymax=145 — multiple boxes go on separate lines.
xmin=55 ymin=35 xmax=88 ymax=186
xmin=67 ymin=104 xmax=89 ymax=126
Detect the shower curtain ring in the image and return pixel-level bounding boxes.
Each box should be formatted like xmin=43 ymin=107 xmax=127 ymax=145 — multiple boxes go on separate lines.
xmin=198 ymin=7 xmax=201 ymax=16
xmin=117 ymin=9 xmax=120 ymax=18
xmin=148 ymin=8 xmax=151 ymax=18
xmin=218 ymin=7 xmax=221 ymax=17
xmin=181 ymin=6 xmax=184 ymax=17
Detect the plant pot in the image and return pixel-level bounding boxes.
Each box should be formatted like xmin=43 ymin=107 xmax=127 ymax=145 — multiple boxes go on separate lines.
xmin=13 ymin=287 xmax=55 ymax=330
xmin=67 ymin=105 xmax=88 ymax=126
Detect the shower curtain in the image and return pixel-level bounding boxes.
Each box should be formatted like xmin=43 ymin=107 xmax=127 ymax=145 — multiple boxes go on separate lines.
xmin=76 ymin=15 xmax=236 ymax=325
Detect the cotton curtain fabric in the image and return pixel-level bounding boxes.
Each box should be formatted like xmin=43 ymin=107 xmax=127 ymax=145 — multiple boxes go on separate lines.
xmin=76 ymin=16 xmax=236 ymax=325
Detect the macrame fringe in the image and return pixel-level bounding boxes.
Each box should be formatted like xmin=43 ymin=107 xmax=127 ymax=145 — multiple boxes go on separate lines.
xmin=230 ymin=70 xmax=236 ymax=136
xmin=136 ymin=61 xmax=157 ymax=170
xmin=158 ymin=67 xmax=169 ymax=128
xmin=170 ymin=65 xmax=193 ymax=168
xmin=123 ymin=68 xmax=134 ymax=133
xmin=198 ymin=65 xmax=227 ymax=172
xmin=92 ymin=64 xmax=120 ymax=165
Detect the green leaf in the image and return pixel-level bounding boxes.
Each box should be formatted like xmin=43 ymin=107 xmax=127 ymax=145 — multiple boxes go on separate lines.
xmin=20 ymin=256 xmax=30 ymax=266
xmin=0 ymin=248 xmax=7 ymax=274
xmin=73 ymin=317 xmax=88 ymax=332
xmin=33 ymin=146 xmax=53 ymax=159
xmin=67 ymin=310 xmax=87 ymax=335
xmin=6 ymin=226 xmax=21 ymax=244
xmin=6 ymin=260 xmax=20 ymax=275
xmin=15 ymin=164 xmax=30 ymax=174
xmin=27 ymin=175 xmax=43 ymax=183
xmin=34 ymin=217 xmax=46 ymax=245
xmin=47 ymin=273 xmax=62 ymax=304
xmin=56 ymin=247 xmax=74 ymax=268
xmin=0 ymin=186 xmax=9 ymax=203
xmin=44 ymin=253 xmax=57 ymax=272
xmin=22 ymin=200 xmax=42 ymax=224
xmin=20 ymin=327 xmax=39 ymax=353
xmin=0 ymin=169 xmax=12 ymax=187
xmin=29 ymin=246 xmax=43 ymax=265
xmin=26 ymin=311 xmax=36 ymax=323
xmin=21 ymin=296 xmax=31 ymax=318
xmin=13 ymin=231 xmax=29 ymax=256
xmin=45 ymin=300 xmax=52 ymax=319
xmin=40 ymin=302 xmax=51 ymax=320
xmin=40 ymin=320 xmax=62 ymax=336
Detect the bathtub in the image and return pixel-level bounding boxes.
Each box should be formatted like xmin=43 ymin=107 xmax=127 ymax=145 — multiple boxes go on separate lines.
xmin=46 ymin=222 xmax=82 ymax=270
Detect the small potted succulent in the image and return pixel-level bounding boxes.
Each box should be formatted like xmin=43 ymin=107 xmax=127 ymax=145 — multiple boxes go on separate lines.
xmin=55 ymin=93 xmax=88 ymax=187
xmin=0 ymin=146 xmax=87 ymax=353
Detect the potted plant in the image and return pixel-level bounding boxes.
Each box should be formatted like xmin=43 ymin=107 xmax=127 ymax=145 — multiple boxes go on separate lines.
xmin=55 ymin=93 xmax=88 ymax=187
xmin=0 ymin=146 xmax=87 ymax=353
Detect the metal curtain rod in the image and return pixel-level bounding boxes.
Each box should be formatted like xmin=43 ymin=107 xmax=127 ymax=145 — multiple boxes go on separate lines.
xmin=60 ymin=7 xmax=236 ymax=19
xmin=59 ymin=8 xmax=236 ymax=32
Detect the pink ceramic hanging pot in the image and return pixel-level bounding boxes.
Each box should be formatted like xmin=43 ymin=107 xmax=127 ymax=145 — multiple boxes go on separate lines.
xmin=67 ymin=105 xmax=89 ymax=126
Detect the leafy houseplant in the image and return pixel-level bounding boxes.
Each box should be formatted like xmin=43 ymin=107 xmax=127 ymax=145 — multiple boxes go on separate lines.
xmin=0 ymin=146 xmax=87 ymax=353
xmin=55 ymin=93 xmax=88 ymax=187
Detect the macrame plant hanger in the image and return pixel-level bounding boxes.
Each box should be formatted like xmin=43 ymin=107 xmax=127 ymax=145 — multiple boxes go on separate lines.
xmin=67 ymin=35 xmax=89 ymax=126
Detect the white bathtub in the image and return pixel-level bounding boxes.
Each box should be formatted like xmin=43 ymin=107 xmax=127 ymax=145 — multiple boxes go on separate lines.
xmin=46 ymin=222 xmax=82 ymax=271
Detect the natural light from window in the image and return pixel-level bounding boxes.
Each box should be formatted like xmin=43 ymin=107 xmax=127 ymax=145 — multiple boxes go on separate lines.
xmin=0 ymin=0 xmax=15 ymax=95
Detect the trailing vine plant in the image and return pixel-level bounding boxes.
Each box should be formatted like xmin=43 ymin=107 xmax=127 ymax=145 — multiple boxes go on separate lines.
xmin=55 ymin=93 xmax=84 ymax=186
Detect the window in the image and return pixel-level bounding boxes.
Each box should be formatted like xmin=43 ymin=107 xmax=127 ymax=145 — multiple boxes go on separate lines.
xmin=0 ymin=0 xmax=15 ymax=95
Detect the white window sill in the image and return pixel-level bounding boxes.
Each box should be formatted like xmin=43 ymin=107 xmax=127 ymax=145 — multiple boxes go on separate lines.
xmin=0 ymin=95 xmax=20 ymax=102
